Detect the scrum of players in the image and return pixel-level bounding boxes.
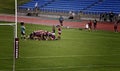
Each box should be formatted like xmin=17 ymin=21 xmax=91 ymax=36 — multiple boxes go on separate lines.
xmin=28 ymin=30 xmax=56 ymax=40
xmin=27 ymin=25 xmax=62 ymax=40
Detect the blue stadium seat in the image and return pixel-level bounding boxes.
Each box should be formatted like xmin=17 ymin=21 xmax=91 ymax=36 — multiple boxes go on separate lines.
xmin=19 ymin=0 xmax=120 ymax=14
xmin=41 ymin=0 xmax=99 ymax=13
xmin=84 ymin=0 xmax=120 ymax=14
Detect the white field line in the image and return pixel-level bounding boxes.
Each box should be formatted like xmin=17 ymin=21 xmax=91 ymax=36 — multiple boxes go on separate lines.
xmin=0 ymin=23 xmax=15 ymax=26
xmin=20 ymin=54 xmax=120 ymax=59
xmin=0 ymin=54 xmax=120 ymax=59
xmin=0 ymin=58 xmax=12 ymax=60
xmin=0 ymin=70 xmax=10 ymax=71
xmin=17 ymin=65 xmax=120 ymax=70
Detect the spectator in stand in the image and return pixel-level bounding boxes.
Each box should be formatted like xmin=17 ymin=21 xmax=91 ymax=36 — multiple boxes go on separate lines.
xmin=27 ymin=8 xmax=31 ymax=16
xmin=72 ymin=12 xmax=76 ymax=19
xmin=68 ymin=11 xmax=76 ymax=19
xmin=108 ymin=11 xmax=115 ymax=22
xmin=100 ymin=13 xmax=104 ymax=21
xmin=68 ymin=11 xmax=73 ymax=19
xmin=69 ymin=11 xmax=72 ymax=16
xmin=34 ymin=2 xmax=39 ymax=16
xmin=118 ymin=13 xmax=120 ymax=18
xmin=103 ymin=12 xmax=108 ymax=22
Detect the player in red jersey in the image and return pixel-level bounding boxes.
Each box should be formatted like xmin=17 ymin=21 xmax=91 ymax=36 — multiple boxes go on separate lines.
xmin=56 ymin=25 xmax=62 ymax=39
xmin=114 ymin=19 xmax=120 ymax=32
xmin=88 ymin=20 xmax=92 ymax=31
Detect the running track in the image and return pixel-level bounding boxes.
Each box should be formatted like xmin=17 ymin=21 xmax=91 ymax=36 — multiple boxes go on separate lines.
xmin=0 ymin=14 xmax=120 ymax=32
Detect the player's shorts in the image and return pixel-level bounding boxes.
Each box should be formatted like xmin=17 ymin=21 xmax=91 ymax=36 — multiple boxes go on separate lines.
xmin=21 ymin=31 xmax=25 ymax=35
xmin=59 ymin=21 xmax=63 ymax=24
xmin=58 ymin=31 xmax=61 ymax=35
xmin=114 ymin=26 xmax=117 ymax=29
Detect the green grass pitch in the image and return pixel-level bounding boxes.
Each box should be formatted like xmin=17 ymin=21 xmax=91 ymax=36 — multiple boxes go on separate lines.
xmin=0 ymin=25 xmax=14 ymax=71
xmin=0 ymin=23 xmax=120 ymax=71
xmin=0 ymin=0 xmax=30 ymax=14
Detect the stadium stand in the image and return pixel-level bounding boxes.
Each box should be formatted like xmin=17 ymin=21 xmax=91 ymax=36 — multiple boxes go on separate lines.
xmin=18 ymin=0 xmax=99 ymax=13
xmin=83 ymin=0 xmax=120 ymax=14
xmin=40 ymin=0 xmax=99 ymax=13
xmin=18 ymin=0 xmax=120 ymax=20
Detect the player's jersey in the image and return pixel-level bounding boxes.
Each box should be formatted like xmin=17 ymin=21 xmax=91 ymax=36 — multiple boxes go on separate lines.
xmin=59 ymin=17 xmax=64 ymax=21
xmin=58 ymin=28 xmax=62 ymax=35
xmin=21 ymin=26 xmax=25 ymax=34
xmin=58 ymin=28 xmax=61 ymax=31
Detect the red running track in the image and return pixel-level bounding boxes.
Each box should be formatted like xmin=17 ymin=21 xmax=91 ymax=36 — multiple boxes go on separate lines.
xmin=0 ymin=14 xmax=120 ymax=32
